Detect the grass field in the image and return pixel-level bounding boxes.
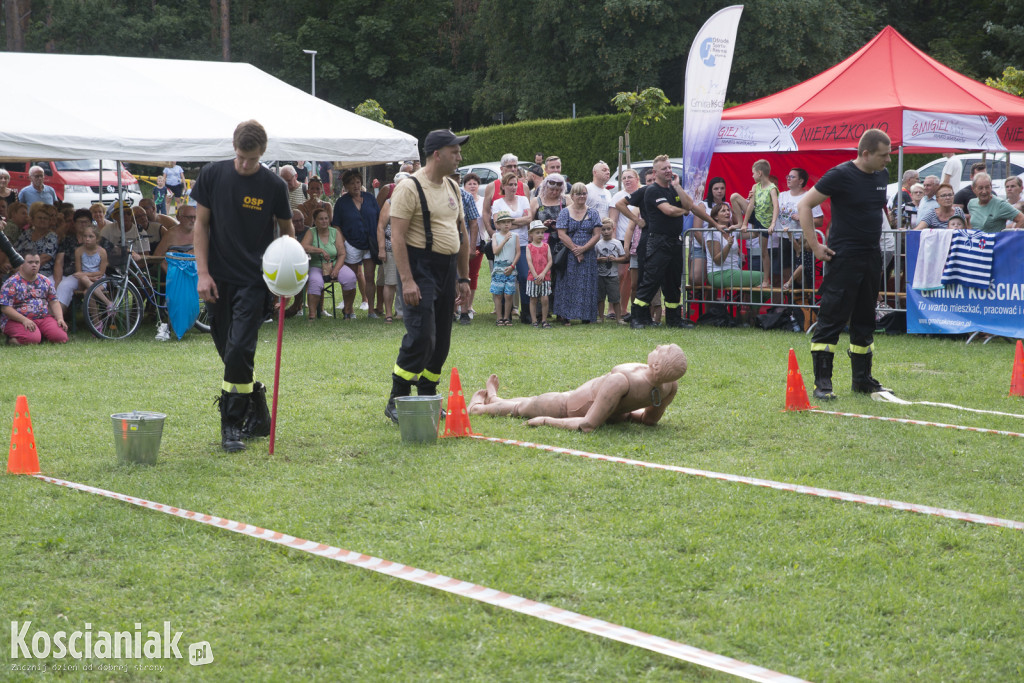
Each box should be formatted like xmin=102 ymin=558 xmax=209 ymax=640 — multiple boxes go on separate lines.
xmin=3 ymin=295 xmax=1024 ymax=681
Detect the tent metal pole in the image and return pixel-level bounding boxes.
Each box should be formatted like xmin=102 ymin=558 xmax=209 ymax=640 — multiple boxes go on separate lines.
xmin=895 ymin=146 xmax=904 ymax=304
xmin=117 ymin=161 xmax=126 ymax=248
xmin=895 ymin=146 xmax=904 ymax=230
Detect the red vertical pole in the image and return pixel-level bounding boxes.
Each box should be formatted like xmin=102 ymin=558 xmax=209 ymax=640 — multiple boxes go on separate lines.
xmin=269 ymin=295 xmax=285 ymax=454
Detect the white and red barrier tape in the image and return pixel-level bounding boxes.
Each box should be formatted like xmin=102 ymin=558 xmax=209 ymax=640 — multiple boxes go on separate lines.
xmin=810 ymin=409 xmax=1024 ymax=439
xmin=871 ymin=392 xmax=1024 ymax=420
xmin=30 ymin=474 xmax=805 ymax=683
xmin=468 ymin=435 xmax=1024 ymax=531
xmin=914 ymin=401 xmax=1024 ymax=419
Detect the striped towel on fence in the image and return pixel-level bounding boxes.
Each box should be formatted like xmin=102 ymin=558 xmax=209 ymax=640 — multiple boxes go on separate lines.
xmin=941 ymin=229 xmax=995 ymax=289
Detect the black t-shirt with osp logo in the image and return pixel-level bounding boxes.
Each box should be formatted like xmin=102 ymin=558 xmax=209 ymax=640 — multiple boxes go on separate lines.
xmin=192 ymin=160 xmax=291 ymax=285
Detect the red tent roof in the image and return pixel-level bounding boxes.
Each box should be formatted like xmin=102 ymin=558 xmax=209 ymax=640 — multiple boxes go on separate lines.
xmin=718 ymin=26 xmax=1024 ymax=151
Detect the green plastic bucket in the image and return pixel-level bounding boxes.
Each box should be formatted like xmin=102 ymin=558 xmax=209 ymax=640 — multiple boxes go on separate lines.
xmin=111 ymin=411 xmax=166 ymax=465
xmin=395 ymin=396 xmax=442 ymax=444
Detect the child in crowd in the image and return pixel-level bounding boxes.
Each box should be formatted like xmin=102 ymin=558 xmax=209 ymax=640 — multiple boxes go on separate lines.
xmin=947 ymin=215 xmax=967 ymax=230
xmin=595 ymin=217 xmax=627 ymax=323
xmin=72 ymin=225 xmax=108 ymax=299
xmin=735 ymin=159 xmax=779 ymax=287
xmin=623 ymin=217 xmax=641 ymax=321
xmin=782 ymin=232 xmax=816 ymax=292
xmin=525 ymin=220 xmax=552 ymax=329
xmin=152 ymin=174 xmax=168 ymax=215
xmin=489 ymin=211 xmax=519 ymax=326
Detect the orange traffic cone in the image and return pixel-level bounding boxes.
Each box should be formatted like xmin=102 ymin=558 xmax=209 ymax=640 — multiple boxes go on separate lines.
xmin=441 ymin=367 xmax=474 ymax=437
xmin=1011 ymin=340 xmax=1024 ymax=397
xmin=784 ymin=349 xmax=815 ymax=412
xmin=8 ymin=395 xmax=40 ymax=474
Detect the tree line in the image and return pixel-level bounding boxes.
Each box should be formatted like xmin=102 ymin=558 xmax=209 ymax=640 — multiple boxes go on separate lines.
xmin=4 ymin=0 xmax=1022 ymax=144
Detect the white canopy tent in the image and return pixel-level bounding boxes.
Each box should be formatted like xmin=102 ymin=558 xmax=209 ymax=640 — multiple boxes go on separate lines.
xmin=0 ymin=52 xmax=419 ymax=164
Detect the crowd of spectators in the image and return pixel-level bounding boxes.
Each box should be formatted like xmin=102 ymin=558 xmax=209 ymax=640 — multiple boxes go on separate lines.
xmin=3 ymin=150 xmax=1023 ymax=343
xmin=0 ymin=173 xmax=197 ymax=343
xmin=304 ymin=152 xmax=1024 ymax=330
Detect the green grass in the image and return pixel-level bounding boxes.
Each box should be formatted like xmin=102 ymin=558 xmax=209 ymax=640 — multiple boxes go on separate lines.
xmin=3 ymin=300 xmax=1024 ymax=681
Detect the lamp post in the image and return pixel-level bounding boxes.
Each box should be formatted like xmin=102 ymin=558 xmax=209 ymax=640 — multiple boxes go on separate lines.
xmin=303 ymin=49 xmax=317 ymax=98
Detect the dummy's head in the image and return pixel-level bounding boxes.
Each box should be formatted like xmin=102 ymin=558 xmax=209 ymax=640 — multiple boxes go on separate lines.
xmin=647 ymin=344 xmax=688 ymax=383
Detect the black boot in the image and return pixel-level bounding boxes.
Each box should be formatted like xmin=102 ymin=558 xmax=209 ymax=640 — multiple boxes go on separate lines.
xmin=218 ymin=391 xmax=249 ymax=452
xmin=416 ymin=376 xmax=448 ymax=418
xmin=415 ymin=377 xmax=438 ymax=396
xmin=665 ymin=305 xmax=695 ymax=329
xmin=242 ymin=382 xmax=271 ymax=438
xmin=0 ymin=230 xmax=23 ymax=269
xmin=811 ymin=350 xmax=837 ymax=401
xmin=849 ymin=351 xmax=890 ymax=394
xmin=385 ymin=374 xmax=413 ymax=424
xmin=629 ymin=302 xmax=648 ymax=329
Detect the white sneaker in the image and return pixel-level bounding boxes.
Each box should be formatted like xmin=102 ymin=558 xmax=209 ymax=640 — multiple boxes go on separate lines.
xmin=359 ymin=301 xmax=369 ymax=311
xmin=468 ymin=309 xmax=475 ymax=320
xmin=155 ymin=323 xmax=170 ymax=341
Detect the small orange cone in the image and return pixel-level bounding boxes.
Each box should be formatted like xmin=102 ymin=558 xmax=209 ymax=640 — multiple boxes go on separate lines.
xmin=441 ymin=367 xmax=474 ymax=437
xmin=784 ymin=349 xmax=815 ymax=412
xmin=8 ymin=395 xmax=40 ymax=474
xmin=1011 ymin=340 xmax=1024 ymax=397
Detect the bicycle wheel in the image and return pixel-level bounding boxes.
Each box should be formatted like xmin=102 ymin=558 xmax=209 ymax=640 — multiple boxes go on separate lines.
xmin=83 ymin=276 xmax=144 ymax=340
xmin=193 ymin=298 xmax=211 ymax=333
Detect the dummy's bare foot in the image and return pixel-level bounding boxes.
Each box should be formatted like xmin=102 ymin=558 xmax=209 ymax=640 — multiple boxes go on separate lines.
xmin=485 ymin=373 xmax=500 ymax=401
xmin=468 ymin=388 xmax=489 ymax=414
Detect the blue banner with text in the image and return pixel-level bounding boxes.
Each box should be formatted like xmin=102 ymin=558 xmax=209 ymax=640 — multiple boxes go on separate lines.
xmin=907 ymin=230 xmax=1024 ymax=337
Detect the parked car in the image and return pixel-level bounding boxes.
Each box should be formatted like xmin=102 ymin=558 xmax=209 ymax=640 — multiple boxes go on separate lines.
xmin=0 ymin=159 xmax=143 ymax=209
xmin=457 ymin=161 xmax=537 ymax=195
xmin=608 ymin=157 xmax=684 ymax=191
xmin=886 ymin=152 xmax=1024 ymax=201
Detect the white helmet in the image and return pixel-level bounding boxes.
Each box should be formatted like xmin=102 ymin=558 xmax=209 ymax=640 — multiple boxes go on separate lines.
xmin=261 ymin=236 xmax=309 ymax=297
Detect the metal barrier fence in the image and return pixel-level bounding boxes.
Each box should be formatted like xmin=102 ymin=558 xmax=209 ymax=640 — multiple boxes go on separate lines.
xmin=682 ymin=227 xmax=908 ymax=330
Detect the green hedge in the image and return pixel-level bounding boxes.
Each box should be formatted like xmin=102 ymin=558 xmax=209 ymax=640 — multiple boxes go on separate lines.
xmin=457 ymin=107 xmax=686 ymax=183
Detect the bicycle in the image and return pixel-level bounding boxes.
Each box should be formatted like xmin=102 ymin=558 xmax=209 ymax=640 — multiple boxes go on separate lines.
xmin=82 ymin=240 xmax=209 ymax=340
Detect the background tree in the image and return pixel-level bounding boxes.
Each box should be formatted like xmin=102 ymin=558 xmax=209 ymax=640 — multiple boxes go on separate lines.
xmin=986 ymin=66 xmax=1024 ymax=97
xmin=611 ymin=87 xmax=669 ymax=169
xmin=2 ymin=0 xmax=1021 ymax=146
xmin=354 ymin=99 xmax=394 ymax=128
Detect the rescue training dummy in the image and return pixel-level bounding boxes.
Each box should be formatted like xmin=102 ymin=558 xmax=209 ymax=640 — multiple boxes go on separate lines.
xmin=468 ymin=344 xmax=686 ymax=432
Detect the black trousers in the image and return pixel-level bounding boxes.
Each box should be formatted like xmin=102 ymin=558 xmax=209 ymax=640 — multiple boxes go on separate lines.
xmin=811 ymin=248 xmax=881 ymax=349
xmin=393 ymin=247 xmax=457 ymax=385
xmin=208 ymin=280 xmax=267 ymax=388
xmin=634 ymin=232 xmax=682 ymax=307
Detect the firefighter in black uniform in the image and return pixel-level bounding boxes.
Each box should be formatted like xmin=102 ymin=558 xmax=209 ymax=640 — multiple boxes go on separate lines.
xmin=629 ymin=155 xmax=720 ymax=329
xmin=195 ymin=120 xmax=294 ymax=452
xmin=385 ymin=130 xmax=472 ymax=422
xmin=798 ymin=128 xmax=892 ymax=400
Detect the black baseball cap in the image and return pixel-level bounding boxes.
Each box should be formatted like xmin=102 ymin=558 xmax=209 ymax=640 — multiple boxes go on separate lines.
xmin=424 ymin=129 xmax=469 ymax=156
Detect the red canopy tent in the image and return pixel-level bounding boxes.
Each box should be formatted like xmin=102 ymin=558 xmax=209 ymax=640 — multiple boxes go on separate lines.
xmin=705 ymin=26 xmax=1024 ymax=218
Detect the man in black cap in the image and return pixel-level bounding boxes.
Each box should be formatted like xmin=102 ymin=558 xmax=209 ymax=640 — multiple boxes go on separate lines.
xmin=526 ymin=163 xmax=545 ymax=196
xmin=385 ymin=129 xmax=473 ymax=423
